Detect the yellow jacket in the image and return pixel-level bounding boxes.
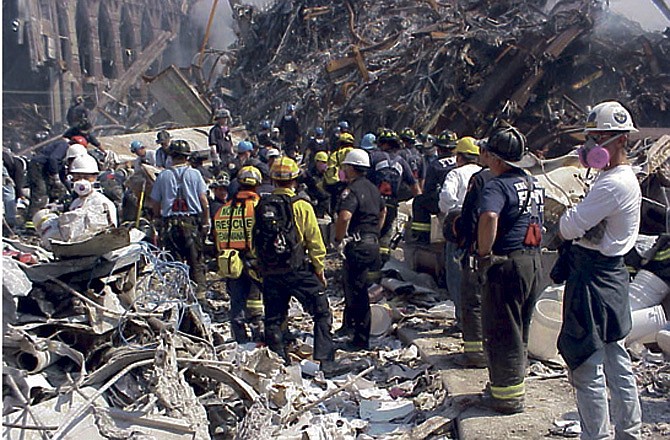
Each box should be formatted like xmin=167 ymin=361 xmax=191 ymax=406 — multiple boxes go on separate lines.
xmin=324 ymin=146 xmax=353 ymax=186
xmin=272 ymin=187 xmax=326 ymax=273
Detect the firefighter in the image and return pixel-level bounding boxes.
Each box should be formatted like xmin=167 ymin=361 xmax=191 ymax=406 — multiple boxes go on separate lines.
xmin=410 ymin=130 xmax=458 ymax=243
xmin=256 ymin=157 xmax=337 ymax=369
xmin=213 ymin=166 xmax=263 ymax=343
xmin=277 ymin=104 xmax=301 ymax=158
xmin=439 ymin=137 xmax=482 ymax=326
xmin=557 ymin=101 xmax=642 ymax=438
xmin=333 ymin=149 xmax=386 ymax=350
xmin=208 ymin=109 xmax=234 ymax=165
xmin=148 ymin=140 xmax=210 ymax=299
xmin=476 ymin=126 xmax=544 ymax=414
xmin=154 ymin=130 xmax=172 ymax=169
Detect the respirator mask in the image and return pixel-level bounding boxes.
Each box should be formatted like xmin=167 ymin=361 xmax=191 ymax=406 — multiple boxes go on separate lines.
xmin=578 ymin=133 xmax=623 ymax=169
xmin=73 ymin=179 xmax=93 ymax=196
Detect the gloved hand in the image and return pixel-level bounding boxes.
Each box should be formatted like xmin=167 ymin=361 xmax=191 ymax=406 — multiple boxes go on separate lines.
xmin=48 ymin=175 xmax=67 ymax=199
xmin=475 ymin=254 xmax=493 ymax=285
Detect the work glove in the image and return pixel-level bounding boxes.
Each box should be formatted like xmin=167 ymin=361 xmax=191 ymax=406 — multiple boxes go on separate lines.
xmin=475 ymin=254 xmax=493 ymax=286
xmin=48 ymin=175 xmax=68 ymax=200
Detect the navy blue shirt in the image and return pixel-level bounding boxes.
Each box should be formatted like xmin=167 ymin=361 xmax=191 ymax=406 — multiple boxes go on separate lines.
xmin=480 ymin=168 xmax=544 ymax=255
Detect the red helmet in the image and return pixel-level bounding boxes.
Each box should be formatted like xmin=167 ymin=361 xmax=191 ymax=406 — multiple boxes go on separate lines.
xmin=70 ymin=135 xmax=88 ymax=147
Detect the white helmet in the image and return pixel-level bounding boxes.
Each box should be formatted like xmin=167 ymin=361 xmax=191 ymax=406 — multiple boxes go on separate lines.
xmin=65 ymin=144 xmax=88 ymax=160
xmin=69 ymin=154 xmax=99 ymax=174
xmin=584 ymin=101 xmax=638 ymax=133
xmin=342 ymin=149 xmax=370 ymax=168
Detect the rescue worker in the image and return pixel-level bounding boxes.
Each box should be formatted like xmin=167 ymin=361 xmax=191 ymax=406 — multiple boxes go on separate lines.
xmin=209 ymin=172 xmax=231 ymax=219
xmin=277 ymin=104 xmax=301 ymax=158
xmin=333 ymin=149 xmax=385 ymax=350
xmin=557 ymin=101 xmax=642 ymax=438
xmin=304 ymin=126 xmax=327 ymax=168
xmin=213 ymin=166 xmax=264 ymax=343
xmin=476 ymin=125 xmax=544 ymax=414
xmin=66 ymin=96 xmax=88 ymax=128
xmin=257 ymin=120 xmax=275 ymax=148
xmin=26 ymin=137 xmax=70 ymax=224
xmin=3 ymin=148 xmax=27 ymax=230
xmin=149 ymin=140 xmax=210 ymax=298
xmin=260 ymin=157 xmax=340 ymax=373
xmin=154 ymin=130 xmax=172 ymax=169
xmin=454 ymin=142 xmax=494 ymax=368
xmin=410 ymin=130 xmax=458 ymax=243
xmin=372 ymin=129 xmax=421 ymax=261
xmin=130 ymin=140 xmax=156 ymax=171
xmin=68 ymin=154 xmax=118 ymax=227
xmin=398 ymin=128 xmax=425 ymax=192
xmin=227 ymin=141 xmax=271 ymax=198
xmin=439 ymin=137 xmax=482 ymax=325
xmin=208 ymin=109 xmax=234 ymax=165
xmin=300 ymin=151 xmax=331 ymax=219
xmin=63 ymin=120 xmax=102 ymax=151
xmin=324 ymin=132 xmax=356 ymax=213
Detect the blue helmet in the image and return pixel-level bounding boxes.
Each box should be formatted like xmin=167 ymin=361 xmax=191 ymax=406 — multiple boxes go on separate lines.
xmin=315 ymin=127 xmax=324 ymax=136
xmin=130 ymin=140 xmax=145 ymax=153
xmin=237 ymin=140 xmax=253 ymax=153
xmin=338 ymin=120 xmax=350 ymax=130
xmin=261 ymin=119 xmax=272 ymax=130
xmin=360 ymin=133 xmax=377 ymax=150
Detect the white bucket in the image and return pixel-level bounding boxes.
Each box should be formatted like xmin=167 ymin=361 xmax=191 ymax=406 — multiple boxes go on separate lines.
xmin=370 ymin=304 xmax=393 ymax=337
xmin=627 ymin=305 xmax=668 ymax=344
xmin=629 ymin=270 xmax=669 ymax=311
xmin=528 ymin=299 xmax=563 ymax=361
xmin=656 ymin=328 xmax=670 ymax=356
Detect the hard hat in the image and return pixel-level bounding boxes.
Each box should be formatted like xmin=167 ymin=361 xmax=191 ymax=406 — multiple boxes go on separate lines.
xmin=337 ymin=132 xmax=355 ymax=146
xmin=400 ymin=128 xmax=416 ymax=142
xmin=130 ymin=140 xmax=145 ymax=153
xmin=66 ymin=144 xmax=88 ymax=160
xmin=342 ymin=149 xmax=370 ymax=168
xmin=287 ymin=104 xmax=296 ymax=112
xmin=315 ymin=127 xmax=324 ymax=136
xmin=69 ymin=154 xmax=99 ymax=174
xmin=266 ymin=148 xmax=281 ymax=158
xmin=70 ymin=135 xmax=88 ymax=147
xmin=435 ymin=130 xmax=458 ymax=148
xmin=238 ymin=166 xmax=262 ymax=186
xmin=237 ymin=140 xmax=253 ymax=153
xmin=314 ymin=151 xmax=329 ymax=162
xmin=455 ymin=137 xmax=480 ymax=155
xmin=584 ymin=101 xmax=638 ymax=133
xmin=270 ymin=157 xmax=300 ymax=181
xmin=360 ymin=133 xmax=377 ymax=150
xmin=215 ymin=109 xmax=231 ymax=119
xmin=338 ymin=120 xmax=350 ymax=130
xmin=377 ymin=129 xmax=400 ymax=147
xmin=169 ymin=139 xmax=191 ymax=156
xmin=261 ymin=119 xmax=272 ymax=129
xmin=485 ymin=126 xmax=528 ymax=167
xmin=210 ymin=172 xmax=231 ymax=188
xmin=156 ymin=130 xmax=171 ymax=144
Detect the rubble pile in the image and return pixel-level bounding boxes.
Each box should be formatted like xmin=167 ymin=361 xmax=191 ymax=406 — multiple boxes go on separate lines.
xmin=222 ymin=0 xmax=669 ymax=153
xmin=2 ymin=234 xmax=457 ymax=439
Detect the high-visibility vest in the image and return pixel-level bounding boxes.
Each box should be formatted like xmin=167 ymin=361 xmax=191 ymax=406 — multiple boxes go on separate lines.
xmin=213 ymin=191 xmax=260 ymax=251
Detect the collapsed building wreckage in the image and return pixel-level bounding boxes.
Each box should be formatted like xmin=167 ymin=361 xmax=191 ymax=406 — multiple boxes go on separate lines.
xmin=3 ymin=0 xmax=670 ymax=439
xmin=221 ymin=0 xmax=669 ymax=154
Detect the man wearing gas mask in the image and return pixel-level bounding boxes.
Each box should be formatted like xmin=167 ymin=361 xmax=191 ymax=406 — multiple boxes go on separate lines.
xmin=68 ymin=154 xmax=118 ymax=227
xmin=557 ymin=101 xmax=642 ymax=440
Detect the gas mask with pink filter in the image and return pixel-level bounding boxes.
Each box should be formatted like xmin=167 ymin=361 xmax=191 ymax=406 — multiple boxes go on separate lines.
xmin=577 ymin=133 xmax=624 ymax=169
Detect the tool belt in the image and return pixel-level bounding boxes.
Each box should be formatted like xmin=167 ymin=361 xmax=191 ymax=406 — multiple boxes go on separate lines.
xmin=469 ymin=248 xmax=539 ymax=271
xmin=351 ymin=232 xmax=379 ymax=244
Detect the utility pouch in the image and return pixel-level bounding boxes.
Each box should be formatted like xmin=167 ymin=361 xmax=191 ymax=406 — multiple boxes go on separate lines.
xmin=524 ymin=222 xmax=542 ymax=247
xmin=218 ymin=249 xmax=244 ymax=279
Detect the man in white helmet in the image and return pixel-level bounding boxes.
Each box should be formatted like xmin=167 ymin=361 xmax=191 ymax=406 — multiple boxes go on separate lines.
xmin=68 ymin=154 xmax=118 ymax=227
xmin=557 ymin=101 xmax=642 ymax=439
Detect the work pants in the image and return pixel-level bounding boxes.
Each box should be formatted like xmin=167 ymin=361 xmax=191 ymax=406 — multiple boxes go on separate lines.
xmin=570 ymin=339 xmax=642 ymax=440
xmin=343 ymin=240 xmax=381 ymax=347
xmin=228 ymin=271 xmax=263 ymax=343
xmin=482 ymin=251 xmax=541 ymax=401
xmin=460 ymin=259 xmax=483 ymax=354
xmin=445 ymin=241 xmax=463 ymax=324
xmin=379 ymin=202 xmax=398 ymax=262
xmin=162 ymin=216 xmax=207 ymax=292
xmin=263 ymin=268 xmax=334 ymax=362
xmin=27 ymin=161 xmax=49 ymax=218
xmin=411 ymin=192 xmax=439 ymax=243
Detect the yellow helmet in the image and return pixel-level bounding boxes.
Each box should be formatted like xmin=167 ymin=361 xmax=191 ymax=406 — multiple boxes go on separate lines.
xmin=237 ymin=166 xmax=262 ymax=186
xmin=314 ymin=151 xmax=329 ymax=162
xmin=337 ymin=132 xmax=355 ymax=147
xmin=455 ymin=137 xmax=479 ymax=155
xmin=270 ymin=157 xmax=300 ymax=181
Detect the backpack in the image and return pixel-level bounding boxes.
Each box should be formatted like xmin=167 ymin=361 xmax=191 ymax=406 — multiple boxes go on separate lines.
xmin=253 ymin=193 xmax=305 ymax=275
xmin=372 ymin=154 xmax=403 ymax=199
